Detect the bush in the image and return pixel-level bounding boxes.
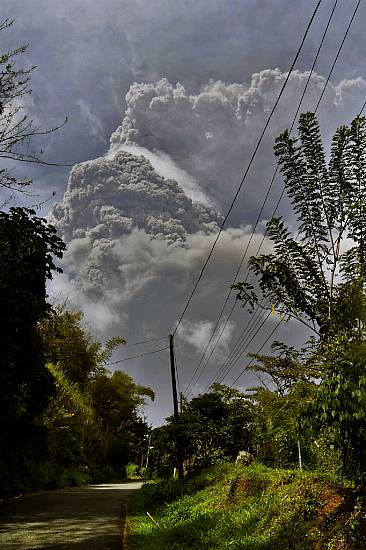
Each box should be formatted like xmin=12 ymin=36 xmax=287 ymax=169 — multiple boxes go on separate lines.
xmin=126 ymin=462 xmax=140 ymax=479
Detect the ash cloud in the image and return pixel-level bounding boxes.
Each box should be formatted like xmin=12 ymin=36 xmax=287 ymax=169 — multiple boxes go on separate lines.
xmin=110 ymin=73 xmax=366 ymax=216
xmin=51 ymin=150 xmax=269 ymax=335
xmin=50 ymin=147 xmax=274 ymax=425
xmin=50 ymin=70 xmax=366 ymax=424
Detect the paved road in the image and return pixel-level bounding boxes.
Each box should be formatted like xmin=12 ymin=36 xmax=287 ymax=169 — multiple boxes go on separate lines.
xmin=0 ymin=481 xmax=143 ymax=549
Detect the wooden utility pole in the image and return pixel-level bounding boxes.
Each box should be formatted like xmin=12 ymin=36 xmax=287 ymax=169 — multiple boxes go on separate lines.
xmin=169 ymin=335 xmax=179 ymax=418
xmin=169 ymin=334 xmax=184 ymax=480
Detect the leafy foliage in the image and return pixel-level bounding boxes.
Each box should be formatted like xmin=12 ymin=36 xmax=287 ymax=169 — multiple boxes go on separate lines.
xmin=0 ymin=207 xmax=64 ymax=432
xmin=0 ymin=207 xmax=65 ymax=497
xmin=151 ymin=384 xmax=253 ymax=475
xmin=307 ymin=341 xmax=366 ymax=485
xmin=129 ymin=463 xmax=366 ymax=550
xmin=40 ymin=307 xmax=155 ymax=477
xmin=39 ymin=306 xmax=125 ymax=386
xmin=235 ymin=113 xmax=366 ymax=339
xmin=234 ymin=112 xmax=366 ymax=485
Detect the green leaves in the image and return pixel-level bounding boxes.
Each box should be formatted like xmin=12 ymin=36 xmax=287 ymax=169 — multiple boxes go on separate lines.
xmin=236 ymin=112 xmax=366 ymax=339
xmin=234 ymin=112 xmax=366 ymax=483
xmin=311 ymin=342 xmax=366 ymax=484
xmin=274 ymin=114 xmax=328 ymax=255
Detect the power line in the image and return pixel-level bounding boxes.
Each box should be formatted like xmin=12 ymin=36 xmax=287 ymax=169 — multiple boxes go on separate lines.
xmin=217 ymin=310 xmax=273 ymax=384
xmin=123 ymin=336 xmax=167 ymax=347
xmin=184 ymin=170 xmax=280 ymax=394
xmin=215 ymin=307 xmax=270 ymax=384
xmin=172 ymin=0 xmax=323 ymax=338
xmin=359 ymin=100 xmax=366 ymax=116
xmin=314 ymin=0 xmax=362 ymax=113
xmin=184 ymin=0 xmax=339 ymax=394
xmin=219 ymin=0 xmax=362 ymax=389
xmin=104 ymin=345 xmax=169 ymax=366
xmin=197 ymin=0 xmax=362 ymax=393
xmin=229 ymin=319 xmax=283 ymax=387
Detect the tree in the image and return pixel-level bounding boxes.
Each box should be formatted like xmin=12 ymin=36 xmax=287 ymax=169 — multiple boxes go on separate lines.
xmin=39 ymin=305 xmax=125 ymax=387
xmin=0 ymin=207 xmax=65 ymax=428
xmin=247 ymin=344 xmax=317 ymax=468
xmin=88 ymin=370 xmax=154 ymax=468
xmin=39 ymin=306 xmax=154 ymax=476
xmin=0 ymin=18 xmax=67 ymax=197
xmin=234 ymin=113 xmax=366 ymax=483
xmin=248 ymin=340 xmax=319 ymax=397
xmin=163 ymin=384 xmax=253 ymax=473
xmin=235 ymin=113 xmax=366 ymax=340
xmin=0 ymin=207 xmax=65 ymax=496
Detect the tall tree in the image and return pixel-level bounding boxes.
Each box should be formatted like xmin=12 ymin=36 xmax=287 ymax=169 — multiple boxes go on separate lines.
xmin=0 ymin=207 xmax=65 ymax=427
xmin=234 ymin=113 xmax=366 ymax=484
xmin=0 ymin=207 xmax=65 ymax=497
xmin=235 ymin=113 xmax=366 ymax=341
xmin=40 ymin=306 xmax=154 ymax=476
xmin=39 ymin=306 xmax=125 ymax=387
xmin=162 ymin=384 xmax=253 ymax=473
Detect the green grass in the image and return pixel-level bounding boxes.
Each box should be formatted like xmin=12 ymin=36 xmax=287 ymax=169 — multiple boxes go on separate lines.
xmin=128 ymin=463 xmax=366 ymax=549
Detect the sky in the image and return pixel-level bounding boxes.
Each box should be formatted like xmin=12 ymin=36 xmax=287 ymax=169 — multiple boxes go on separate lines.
xmin=2 ymin=0 xmax=366 ymax=425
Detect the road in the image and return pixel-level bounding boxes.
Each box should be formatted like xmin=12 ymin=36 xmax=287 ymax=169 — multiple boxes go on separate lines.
xmin=0 ymin=481 xmax=143 ymax=549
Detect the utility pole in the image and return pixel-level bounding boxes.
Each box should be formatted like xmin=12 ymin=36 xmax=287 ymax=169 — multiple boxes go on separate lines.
xmin=169 ymin=334 xmax=184 ymax=480
xmin=169 ymin=335 xmax=179 ymax=418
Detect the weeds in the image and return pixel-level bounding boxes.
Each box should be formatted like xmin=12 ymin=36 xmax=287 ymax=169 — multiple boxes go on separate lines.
xmin=128 ymin=462 xmax=366 ymax=549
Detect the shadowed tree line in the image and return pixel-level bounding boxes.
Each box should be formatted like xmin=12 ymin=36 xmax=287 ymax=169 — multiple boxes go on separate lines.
xmin=0 ymin=20 xmax=154 ymax=499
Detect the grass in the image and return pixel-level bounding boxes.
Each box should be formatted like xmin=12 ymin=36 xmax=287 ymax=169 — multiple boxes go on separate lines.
xmin=128 ymin=462 xmax=366 ymax=549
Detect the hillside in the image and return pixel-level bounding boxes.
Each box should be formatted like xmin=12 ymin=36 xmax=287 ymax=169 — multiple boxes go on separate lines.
xmin=128 ymin=463 xmax=366 ymax=549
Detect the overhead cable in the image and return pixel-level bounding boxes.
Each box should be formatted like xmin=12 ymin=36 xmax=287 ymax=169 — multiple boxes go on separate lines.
xmin=199 ymin=0 xmax=362 ymax=391
xmin=229 ymin=319 xmax=283 ymax=387
xmin=184 ymin=0 xmax=338 ymax=394
xmin=172 ymin=0 xmax=323 ymax=339
xmin=104 ymin=345 xmax=169 ymax=366
xmin=123 ymin=336 xmax=167 ymax=347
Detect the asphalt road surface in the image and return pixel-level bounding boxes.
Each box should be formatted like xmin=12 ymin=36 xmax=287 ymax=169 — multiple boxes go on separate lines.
xmin=0 ymin=481 xmax=143 ymax=549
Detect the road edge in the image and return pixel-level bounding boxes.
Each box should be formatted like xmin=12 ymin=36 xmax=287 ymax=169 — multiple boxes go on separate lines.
xmin=121 ymin=503 xmax=130 ymax=549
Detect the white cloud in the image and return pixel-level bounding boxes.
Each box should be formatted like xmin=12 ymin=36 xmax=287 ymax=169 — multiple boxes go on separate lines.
xmin=178 ymin=318 xmax=235 ymax=357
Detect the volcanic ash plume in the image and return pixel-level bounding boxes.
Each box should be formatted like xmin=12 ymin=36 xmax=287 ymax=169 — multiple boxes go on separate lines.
xmin=110 ymin=73 xmax=366 ymax=213
xmin=50 ymin=149 xmax=271 ymax=337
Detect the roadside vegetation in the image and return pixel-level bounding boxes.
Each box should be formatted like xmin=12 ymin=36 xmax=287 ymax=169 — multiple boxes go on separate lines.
xmin=0 ymin=22 xmax=153 ymax=500
xmin=129 ymin=112 xmax=366 ymax=546
xmin=129 ymin=463 xmax=365 ymax=550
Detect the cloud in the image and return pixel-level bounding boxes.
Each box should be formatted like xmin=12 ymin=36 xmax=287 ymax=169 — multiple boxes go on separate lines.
xmin=49 ymin=70 xmax=366 ymax=424
xmin=50 ymin=150 xmax=272 ymax=335
xmin=50 ymin=150 xmax=221 ymax=243
xmin=177 ymin=318 xmax=235 ymax=358
xmin=110 ymin=74 xmax=366 ymax=217
xmin=77 ymin=100 xmax=107 ymax=144
xmin=107 ymin=144 xmax=214 ymax=207
xmin=4 ymin=0 xmax=366 ymax=213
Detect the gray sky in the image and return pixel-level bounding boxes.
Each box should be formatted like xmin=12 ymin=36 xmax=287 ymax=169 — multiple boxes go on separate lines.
xmin=2 ymin=0 xmax=366 ymax=424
